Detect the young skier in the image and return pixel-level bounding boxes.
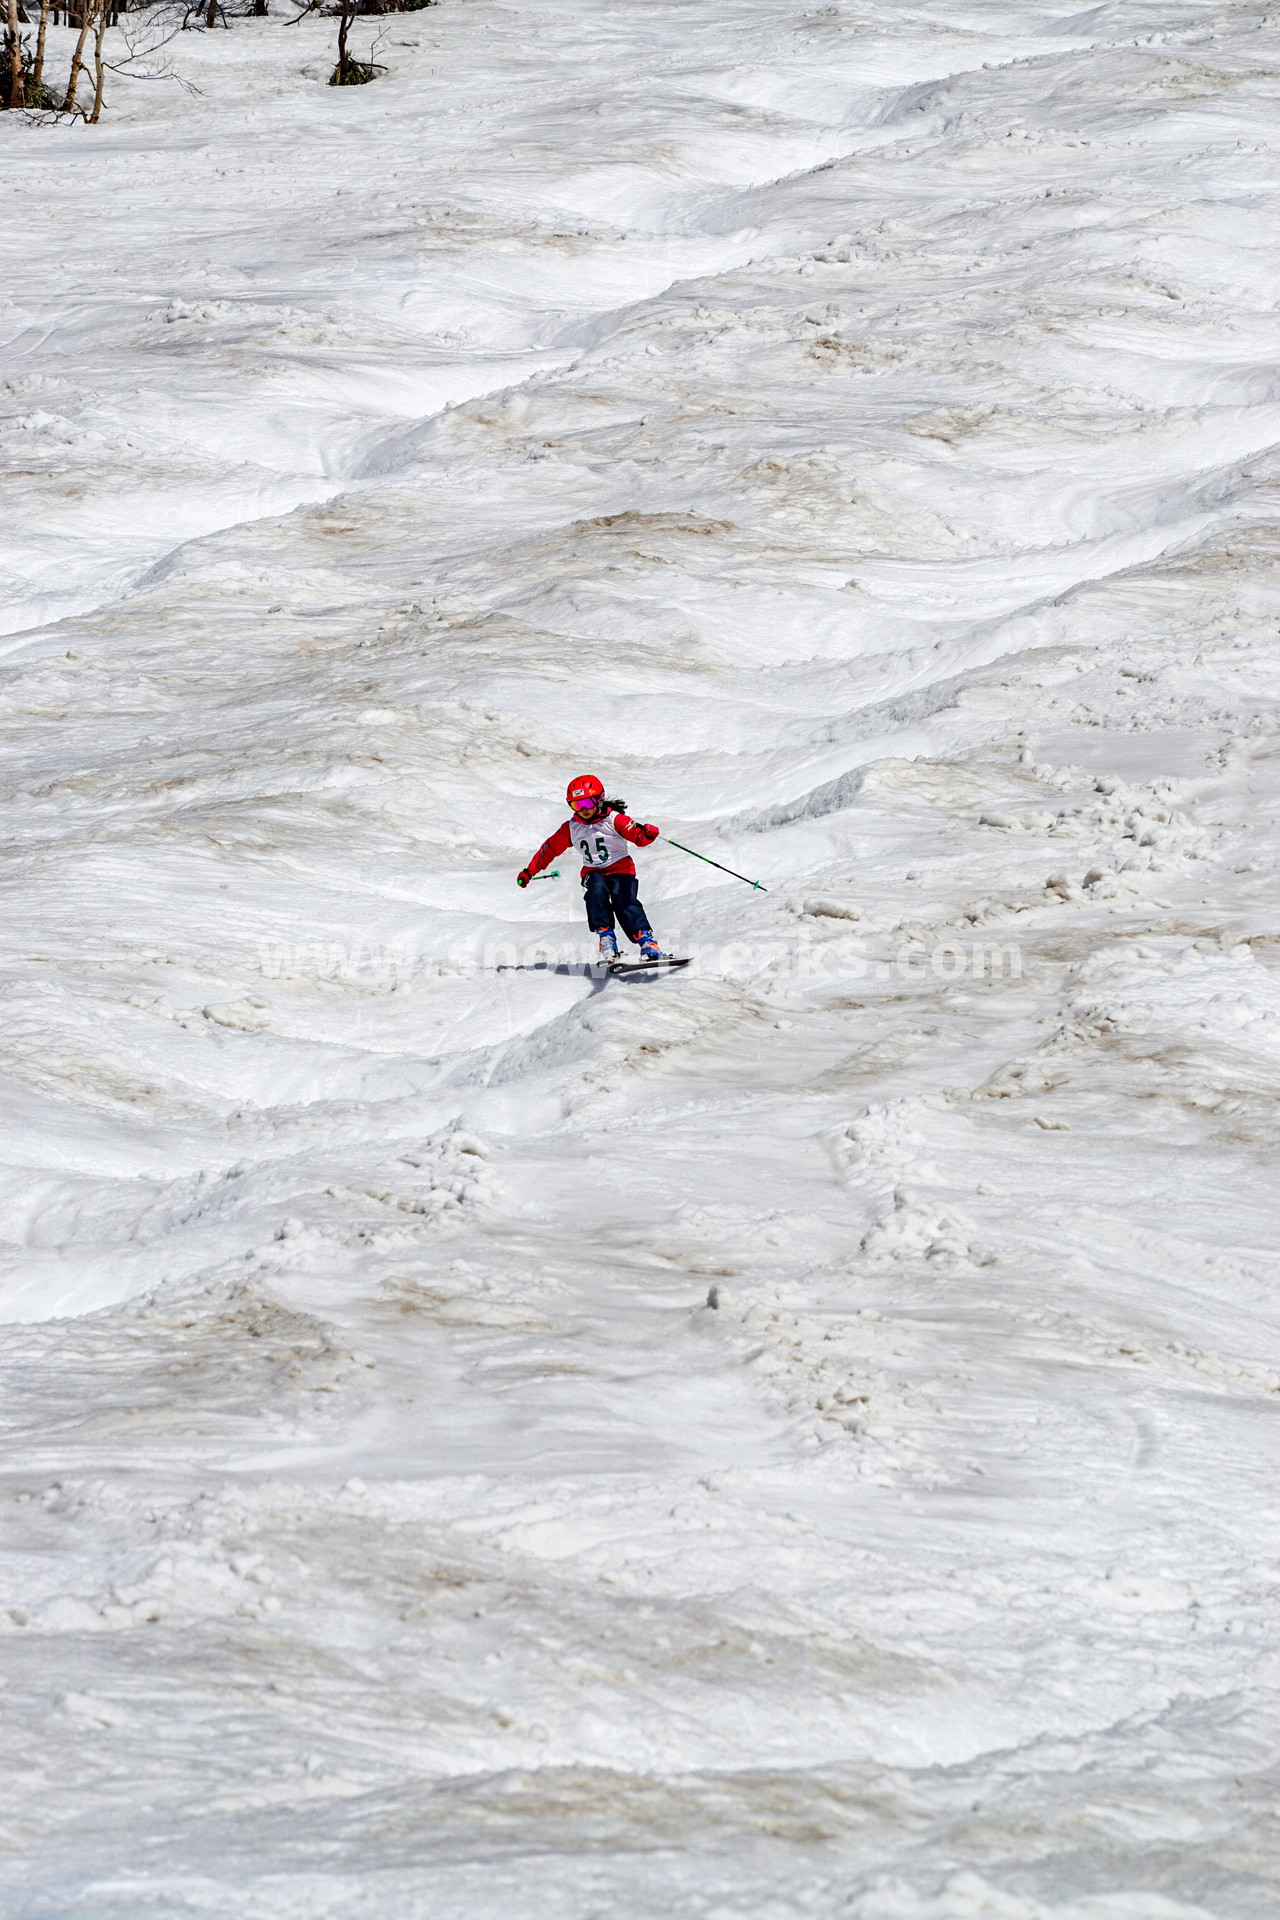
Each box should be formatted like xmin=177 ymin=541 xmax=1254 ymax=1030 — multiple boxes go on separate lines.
xmin=517 ymin=774 xmax=668 ymax=965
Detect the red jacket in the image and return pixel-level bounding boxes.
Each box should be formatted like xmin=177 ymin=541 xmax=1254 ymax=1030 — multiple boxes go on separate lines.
xmin=526 ymin=809 xmax=658 ymax=880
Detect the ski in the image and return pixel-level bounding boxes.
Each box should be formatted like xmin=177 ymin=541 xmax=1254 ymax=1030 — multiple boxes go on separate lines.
xmin=607 ymin=956 xmax=691 ymax=976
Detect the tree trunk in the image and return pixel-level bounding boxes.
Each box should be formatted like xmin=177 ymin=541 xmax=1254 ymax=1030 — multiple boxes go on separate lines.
xmin=32 ymin=0 xmax=48 ymax=91
xmin=63 ymin=0 xmax=93 ymax=112
xmin=88 ymin=0 xmax=105 ymax=120
xmin=335 ymin=0 xmax=349 ymax=74
xmin=4 ymin=0 xmax=25 ymax=111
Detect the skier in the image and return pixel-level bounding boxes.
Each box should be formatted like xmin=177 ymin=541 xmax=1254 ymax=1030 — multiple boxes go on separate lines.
xmin=517 ymin=774 xmax=669 ymax=966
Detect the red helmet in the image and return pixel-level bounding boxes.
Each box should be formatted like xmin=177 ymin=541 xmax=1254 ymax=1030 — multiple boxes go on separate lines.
xmin=567 ymin=773 xmax=605 ymax=817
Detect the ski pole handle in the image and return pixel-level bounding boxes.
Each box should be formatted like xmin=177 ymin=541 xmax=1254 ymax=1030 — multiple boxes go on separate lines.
xmin=667 ymin=839 xmax=767 ymax=891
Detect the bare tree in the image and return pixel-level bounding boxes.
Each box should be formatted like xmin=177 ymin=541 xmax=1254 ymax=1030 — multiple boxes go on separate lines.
xmin=288 ymin=0 xmax=380 ymax=86
xmin=32 ymin=0 xmax=50 ymax=97
xmin=89 ymin=0 xmax=107 ymax=117
xmin=3 ymin=0 xmax=25 ymax=109
xmin=332 ymin=0 xmax=360 ymax=84
xmin=62 ymin=0 xmax=96 ymax=113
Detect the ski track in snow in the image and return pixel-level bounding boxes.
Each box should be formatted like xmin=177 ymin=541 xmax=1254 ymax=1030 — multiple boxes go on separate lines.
xmin=3 ymin=0 xmax=1280 ymax=1913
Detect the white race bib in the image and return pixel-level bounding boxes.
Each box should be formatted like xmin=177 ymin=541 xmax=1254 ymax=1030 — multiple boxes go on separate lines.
xmin=573 ymin=812 xmax=632 ymax=868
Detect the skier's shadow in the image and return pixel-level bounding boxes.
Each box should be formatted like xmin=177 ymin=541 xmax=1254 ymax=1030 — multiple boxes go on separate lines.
xmin=491 ymin=963 xmax=674 ymax=994
xmin=493 ymin=963 xmax=594 ymax=975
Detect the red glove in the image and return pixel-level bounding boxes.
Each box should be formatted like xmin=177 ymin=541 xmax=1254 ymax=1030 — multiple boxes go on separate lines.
xmin=636 ymin=823 xmax=659 ymax=844
xmin=517 ymin=869 xmax=532 ymax=888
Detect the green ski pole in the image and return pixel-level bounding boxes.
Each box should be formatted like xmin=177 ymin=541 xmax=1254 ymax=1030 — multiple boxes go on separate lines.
xmin=666 ymin=839 xmax=768 ymax=892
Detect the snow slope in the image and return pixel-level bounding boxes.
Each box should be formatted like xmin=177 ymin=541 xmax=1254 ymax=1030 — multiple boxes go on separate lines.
xmin=3 ymin=0 xmax=1280 ymax=1913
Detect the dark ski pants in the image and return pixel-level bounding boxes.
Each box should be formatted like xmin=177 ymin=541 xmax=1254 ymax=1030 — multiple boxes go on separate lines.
xmin=583 ymin=870 xmax=651 ymax=944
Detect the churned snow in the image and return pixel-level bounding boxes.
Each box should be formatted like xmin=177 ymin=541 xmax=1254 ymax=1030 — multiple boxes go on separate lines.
xmin=3 ymin=0 xmax=1280 ymax=1913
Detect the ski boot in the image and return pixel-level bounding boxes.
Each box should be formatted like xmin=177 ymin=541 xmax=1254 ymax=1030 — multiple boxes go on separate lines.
xmin=637 ymin=931 xmax=665 ymax=963
xmin=598 ymin=931 xmax=620 ymax=965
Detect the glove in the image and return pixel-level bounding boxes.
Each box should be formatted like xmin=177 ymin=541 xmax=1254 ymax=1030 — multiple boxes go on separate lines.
xmin=517 ymin=869 xmax=532 ymax=888
xmin=636 ymin=823 xmax=659 ymax=845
